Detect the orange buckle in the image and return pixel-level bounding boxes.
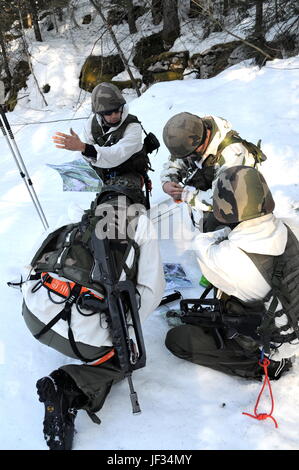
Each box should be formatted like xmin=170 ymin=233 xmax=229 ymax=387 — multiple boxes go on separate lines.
xmin=41 ymin=272 xmax=103 ymax=300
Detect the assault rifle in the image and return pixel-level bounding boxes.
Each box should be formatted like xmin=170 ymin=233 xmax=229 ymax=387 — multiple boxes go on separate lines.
xmin=90 ymin=232 xmax=146 ymax=414
xmin=167 ymin=297 xmax=263 ymax=340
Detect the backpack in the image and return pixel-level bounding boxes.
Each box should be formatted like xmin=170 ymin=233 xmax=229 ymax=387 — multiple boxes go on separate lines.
xmin=241 ymin=225 xmax=299 ymax=353
xmin=23 ymin=191 xmax=141 ymax=363
xmin=216 ymin=130 xmax=267 ymax=167
xmin=184 ymin=130 xmax=267 ymax=192
xmin=175 ymin=225 xmax=299 ymax=356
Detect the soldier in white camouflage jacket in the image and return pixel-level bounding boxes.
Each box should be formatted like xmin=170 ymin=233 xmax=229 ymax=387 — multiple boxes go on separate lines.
xmin=161 ymin=112 xmax=266 ymax=231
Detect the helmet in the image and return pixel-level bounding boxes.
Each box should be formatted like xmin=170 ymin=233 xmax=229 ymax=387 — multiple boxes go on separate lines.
xmin=162 ymin=112 xmax=207 ymax=158
xmin=213 ymin=166 xmax=275 ymax=224
xmin=91 ymin=82 xmax=126 ymax=114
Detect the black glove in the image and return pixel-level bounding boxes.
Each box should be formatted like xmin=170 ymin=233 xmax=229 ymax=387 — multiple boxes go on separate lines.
xmin=185 ymin=166 xmax=215 ymax=191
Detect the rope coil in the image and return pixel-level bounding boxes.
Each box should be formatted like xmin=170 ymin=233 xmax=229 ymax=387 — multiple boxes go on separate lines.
xmin=242 ymin=357 xmax=278 ymax=428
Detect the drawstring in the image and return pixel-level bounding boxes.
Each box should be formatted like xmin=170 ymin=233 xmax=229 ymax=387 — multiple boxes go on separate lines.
xmin=242 ymin=351 xmax=278 ymax=428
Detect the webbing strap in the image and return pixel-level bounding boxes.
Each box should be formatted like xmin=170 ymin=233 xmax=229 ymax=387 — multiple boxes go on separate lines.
xmin=34 ymin=283 xmax=105 ymax=363
xmin=215 ymin=130 xmax=264 ymax=167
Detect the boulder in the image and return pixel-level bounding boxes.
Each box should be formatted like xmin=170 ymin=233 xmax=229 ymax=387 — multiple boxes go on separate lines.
xmin=6 ymin=60 xmax=31 ymax=111
xmin=141 ymin=51 xmax=189 ymax=85
xmin=133 ymin=32 xmax=165 ymax=69
xmin=190 ymin=41 xmax=241 ymax=78
xmin=82 ymin=14 xmax=92 ymax=25
xmin=107 ymin=5 xmax=147 ymax=26
xmin=79 ymin=54 xmax=125 ymax=92
xmin=143 ymin=70 xmax=184 ymax=86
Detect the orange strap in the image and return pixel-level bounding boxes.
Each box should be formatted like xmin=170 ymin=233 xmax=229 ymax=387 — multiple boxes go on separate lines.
xmin=88 ymin=349 xmax=115 ymax=366
xmin=41 ymin=272 xmax=103 ymax=300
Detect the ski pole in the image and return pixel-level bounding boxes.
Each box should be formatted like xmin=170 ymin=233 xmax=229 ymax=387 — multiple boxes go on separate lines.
xmin=0 ymin=105 xmax=49 ymax=230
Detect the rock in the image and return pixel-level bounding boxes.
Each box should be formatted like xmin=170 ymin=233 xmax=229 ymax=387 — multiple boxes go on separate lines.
xmin=42 ymin=84 xmax=51 ymax=93
xmin=6 ymin=60 xmax=30 ymax=111
xmin=143 ymin=70 xmax=183 ymax=86
xmin=144 ymin=51 xmax=189 ymax=73
xmin=79 ymin=55 xmax=125 ymax=92
xmin=107 ymin=5 xmax=147 ymax=26
xmin=133 ymin=32 xmax=165 ymax=70
xmin=82 ymin=14 xmax=92 ymax=25
xmin=190 ymin=41 xmax=241 ymax=78
xmin=141 ymin=51 xmax=189 ymax=85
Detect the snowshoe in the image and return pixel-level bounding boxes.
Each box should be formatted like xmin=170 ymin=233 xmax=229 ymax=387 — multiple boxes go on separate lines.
xmin=36 ymin=369 xmax=85 ymax=450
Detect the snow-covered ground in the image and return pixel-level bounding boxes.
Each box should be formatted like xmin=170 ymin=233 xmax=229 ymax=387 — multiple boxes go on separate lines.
xmin=0 ymin=5 xmax=299 ymax=451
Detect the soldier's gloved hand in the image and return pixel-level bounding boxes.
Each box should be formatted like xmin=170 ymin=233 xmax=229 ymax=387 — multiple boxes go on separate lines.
xmin=182 ymin=186 xmax=213 ymax=211
xmin=181 ymin=185 xmax=197 ymax=204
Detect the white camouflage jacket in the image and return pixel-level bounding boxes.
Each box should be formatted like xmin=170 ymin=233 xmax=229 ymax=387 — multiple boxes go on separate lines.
xmin=161 ymin=116 xmax=261 ymax=211
xmin=82 ymin=104 xmax=143 ymax=169
xmin=193 ymin=214 xmax=299 ymax=360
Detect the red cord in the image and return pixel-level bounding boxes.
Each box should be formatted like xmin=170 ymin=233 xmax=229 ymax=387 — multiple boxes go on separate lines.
xmin=242 ymin=358 xmax=278 ymax=428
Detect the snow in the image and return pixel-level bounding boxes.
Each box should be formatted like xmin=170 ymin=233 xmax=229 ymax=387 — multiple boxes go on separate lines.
xmin=1 ymin=8 xmax=299 ymax=452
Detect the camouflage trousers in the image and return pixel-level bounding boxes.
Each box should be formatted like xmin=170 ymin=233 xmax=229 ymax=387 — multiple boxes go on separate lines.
xmin=165 ymin=324 xmax=262 ymax=379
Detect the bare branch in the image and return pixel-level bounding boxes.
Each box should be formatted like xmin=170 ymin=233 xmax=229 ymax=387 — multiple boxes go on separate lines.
xmin=191 ymin=0 xmax=274 ymax=61
xmin=17 ymin=1 xmax=48 ymax=106
xmin=89 ymin=0 xmax=141 ymax=97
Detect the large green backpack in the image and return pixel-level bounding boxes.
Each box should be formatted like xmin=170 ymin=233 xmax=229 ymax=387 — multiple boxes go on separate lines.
xmin=243 ymin=225 xmax=299 ymax=353
xmin=26 ymin=191 xmax=141 ymax=362
xmin=31 ymin=190 xmax=140 ymax=286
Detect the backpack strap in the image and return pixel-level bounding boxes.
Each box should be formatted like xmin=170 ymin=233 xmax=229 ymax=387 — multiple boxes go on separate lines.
xmin=34 ymin=283 xmax=103 ymax=363
xmin=118 ymin=239 xmax=140 ymax=281
xmin=215 ymin=130 xmax=266 ymax=167
xmin=91 ymin=114 xmax=140 ymax=147
xmin=241 ymin=226 xmax=299 ymax=352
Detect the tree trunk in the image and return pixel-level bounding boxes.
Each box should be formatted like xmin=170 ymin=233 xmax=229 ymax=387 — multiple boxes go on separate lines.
xmin=28 ymin=0 xmax=42 ymax=41
xmin=18 ymin=4 xmax=48 ymax=106
xmin=255 ymin=0 xmax=264 ymax=40
xmin=56 ymin=7 xmax=64 ymax=22
xmin=151 ymin=0 xmax=163 ymax=25
xmin=126 ymin=0 xmax=137 ymax=34
xmin=162 ymin=0 xmax=180 ymax=50
xmin=89 ymin=0 xmax=141 ymax=97
xmin=223 ymin=0 xmax=229 ymax=17
xmin=0 ymin=26 xmax=12 ymax=84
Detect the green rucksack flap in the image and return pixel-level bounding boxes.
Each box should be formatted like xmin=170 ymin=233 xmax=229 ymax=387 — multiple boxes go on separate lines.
xmin=216 ymin=130 xmax=267 ymax=166
xmin=30 ymin=195 xmax=140 ymax=293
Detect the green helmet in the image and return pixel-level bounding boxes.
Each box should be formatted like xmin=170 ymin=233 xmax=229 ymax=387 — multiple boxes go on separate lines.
xmin=91 ymin=82 xmax=126 ymax=114
xmin=213 ymin=166 xmax=275 ymax=224
xmin=162 ymin=112 xmax=207 ymax=158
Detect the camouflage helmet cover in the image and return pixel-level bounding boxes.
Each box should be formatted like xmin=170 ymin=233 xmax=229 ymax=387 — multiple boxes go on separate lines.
xmin=162 ymin=112 xmax=206 ymax=158
xmin=213 ymin=166 xmax=275 ymax=224
xmin=91 ymin=82 xmax=126 ymax=113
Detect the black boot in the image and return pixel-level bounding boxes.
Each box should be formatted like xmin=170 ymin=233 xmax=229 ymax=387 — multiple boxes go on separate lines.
xmin=267 ymin=357 xmax=293 ymax=380
xmin=36 ymin=369 xmax=87 ymax=450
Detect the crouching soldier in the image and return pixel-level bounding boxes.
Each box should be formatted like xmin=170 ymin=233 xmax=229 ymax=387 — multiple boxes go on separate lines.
xmin=161 ymin=112 xmax=266 ymax=231
xmin=166 ymin=166 xmax=299 ymax=380
xmin=21 ymin=185 xmax=165 ymax=450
